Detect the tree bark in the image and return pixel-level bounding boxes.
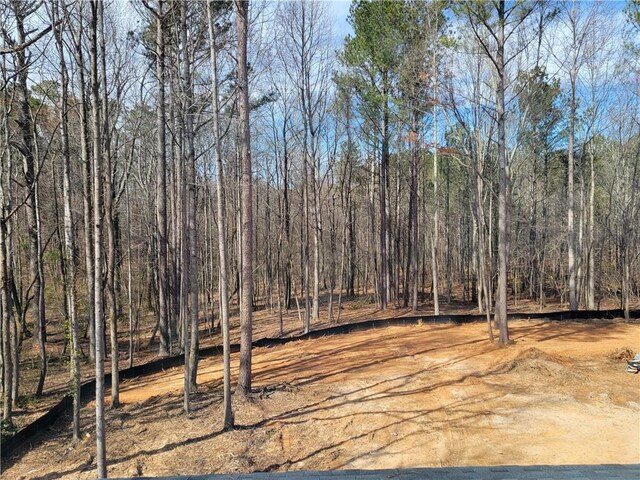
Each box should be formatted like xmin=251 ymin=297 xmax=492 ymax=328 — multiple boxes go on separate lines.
xmin=1 ymin=51 xmax=13 ymax=426
xmin=13 ymin=2 xmax=47 ymax=397
xmin=0 ymin=174 xmax=12 ymax=427
xmin=567 ymin=2 xmax=578 ymax=311
xmin=379 ymin=89 xmax=389 ymax=310
xmin=496 ymin=0 xmax=509 ymax=344
xmin=587 ymin=143 xmax=595 ymax=309
xmin=70 ymin=7 xmax=95 ymax=363
xmin=236 ymin=0 xmax=253 ymax=396
xmin=432 ymin=93 xmax=440 ymax=315
xmin=208 ymin=0 xmax=234 ymax=428
xmin=100 ymin=4 xmax=119 ymax=409
xmin=53 ymin=0 xmax=81 ymax=439
xmin=90 ymin=0 xmax=107 ymax=475
xmin=154 ymin=0 xmax=170 ymax=357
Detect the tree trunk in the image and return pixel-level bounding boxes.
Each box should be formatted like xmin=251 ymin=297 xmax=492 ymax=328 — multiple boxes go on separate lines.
xmin=567 ymin=4 xmax=578 ymax=311
xmin=496 ymin=0 xmax=509 ymax=344
xmin=13 ymin=3 xmax=47 ymax=397
xmin=154 ymin=0 xmax=170 ymax=357
xmin=302 ymin=127 xmax=311 ymax=333
xmin=90 ymin=0 xmax=107 ymax=475
xmin=208 ymin=0 xmax=234 ymax=427
xmin=126 ymin=182 xmax=135 ymax=369
xmin=101 ymin=8 xmax=119 ymax=409
xmin=474 ymin=144 xmax=493 ymax=341
xmin=586 ymin=143 xmax=596 ymax=309
xmin=405 ymin=110 xmax=419 ymax=311
xmin=432 ymin=97 xmax=440 ymax=315
xmin=71 ymin=9 xmax=95 ymax=363
xmin=283 ymin=123 xmax=292 ymax=310
xmin=236 ymin=0 xmax=253 ymax=395
xmin=379 ymin=90 xmax=389 ymax=310
xmin=1 ymin=51 xmax=13 ymax=425
xmin=53 ymin=1 xmax=81 ymax=439
xmin=0 ymin=189 xmax=12 ymax=427
xmin=187 ymin=88 xmax=199 ymax=393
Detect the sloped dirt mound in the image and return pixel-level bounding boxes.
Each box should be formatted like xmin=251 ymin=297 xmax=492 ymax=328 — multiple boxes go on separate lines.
xmin=607 ymin=347 xmax=635 ymax=361
xmin=497 ymin=347 xmax=581 ymax=383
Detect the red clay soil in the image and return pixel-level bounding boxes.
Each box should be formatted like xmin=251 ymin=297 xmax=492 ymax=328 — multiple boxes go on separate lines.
xmin=4 ymin=318 xmax=639 ymax=479
xmin=2 ymin=295 xmax=387 ymax=433
xmin=0 ymin=298 xmax=475 ymax=431
xmin=5 ymin=294 xmax=635 ymax=435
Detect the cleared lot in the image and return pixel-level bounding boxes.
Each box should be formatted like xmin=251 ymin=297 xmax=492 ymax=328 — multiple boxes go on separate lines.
xmin=6 ymin=319 xmax=640 ymax=479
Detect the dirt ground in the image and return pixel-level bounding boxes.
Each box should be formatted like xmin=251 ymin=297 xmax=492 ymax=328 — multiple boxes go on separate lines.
xmin=4 ymin=318 xmax=639 ymax=479
xmin=3 ymin=294 xmax=388 ymax=433
xmin=7 ymin=294 xmax=635 ymax=436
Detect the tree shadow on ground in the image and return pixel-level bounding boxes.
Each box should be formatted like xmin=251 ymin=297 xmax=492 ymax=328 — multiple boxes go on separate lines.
xmin=509 ymin=319 xmax=631 ymax=345
xmin=13 ymin=319 xmax=629 ymax=478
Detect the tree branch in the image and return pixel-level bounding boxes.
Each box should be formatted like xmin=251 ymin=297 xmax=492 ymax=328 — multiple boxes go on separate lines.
xmin=0 ymin=23 xmax=56 ymax=55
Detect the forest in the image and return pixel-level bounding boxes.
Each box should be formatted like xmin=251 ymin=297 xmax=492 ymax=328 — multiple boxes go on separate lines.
xmin=1 ymin=0 xmax=639 ymax=478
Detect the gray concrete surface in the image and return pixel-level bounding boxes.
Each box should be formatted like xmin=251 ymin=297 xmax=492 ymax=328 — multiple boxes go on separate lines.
xmin=113 ymin=464 xmax=640 ymax=480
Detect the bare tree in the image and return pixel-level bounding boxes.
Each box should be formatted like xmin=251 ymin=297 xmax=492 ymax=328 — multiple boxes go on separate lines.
xmin=207 ymin=0 xmax=233 ymax=428
xmin=51 ymin=0 xmax=81 ymax=440
xmin=4 ymin=0 xmax=48 ymax=396
xmin=235 ymin=0 xmax=253 ymax=395
xmin=141 ymin=0 xmax=170 ymax=357
xmin=69 ymin=0 xmax=96 ymax=363
xmin=1 ymin=50 xmax=13 ymax=425
xmin=458 ymin=0 xmax=541 ymax=343
xmin=275 ymin=0 xmax=332 ymax=328
xmin=100 ymin=0 xmax=119 ymax=410
xmin=89 ymin=0 xmax=107 ymax=474
xmin=553 ymin=1 xmax=600 ymax=311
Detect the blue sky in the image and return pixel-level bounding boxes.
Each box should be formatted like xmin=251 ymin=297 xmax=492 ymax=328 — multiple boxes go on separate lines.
xmin=326 ymin=0 xmax=354 ymax=42
xmin=322 ymin=0 xmax=632 ymax=47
